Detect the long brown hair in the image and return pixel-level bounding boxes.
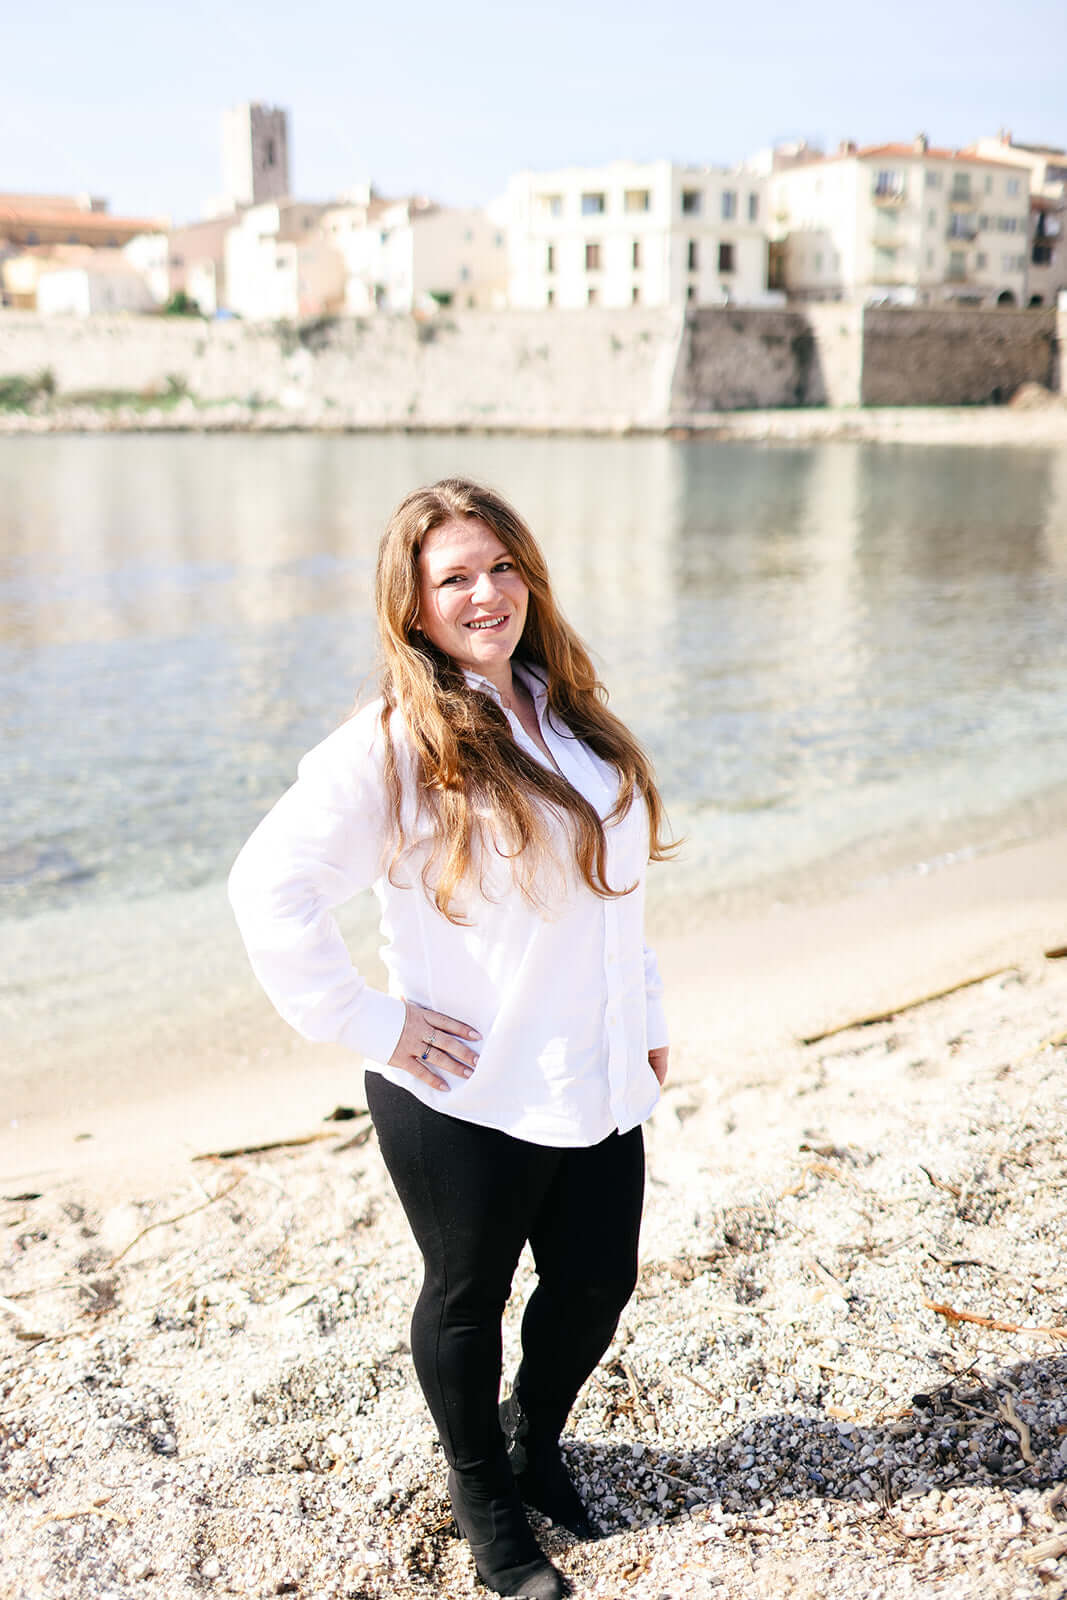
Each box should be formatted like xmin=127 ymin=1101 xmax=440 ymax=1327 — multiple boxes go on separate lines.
xmin=374 ymin=477 xmax=675 ymax=922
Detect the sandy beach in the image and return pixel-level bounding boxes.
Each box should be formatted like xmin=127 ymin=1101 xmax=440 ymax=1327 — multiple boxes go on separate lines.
xmin=4 ymin=828 xmax=1067 ymax=1600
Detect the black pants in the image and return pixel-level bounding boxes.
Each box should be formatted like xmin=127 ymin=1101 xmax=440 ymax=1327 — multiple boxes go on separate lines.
xmin=366 ymin=1071 xmax=645 ymax=1473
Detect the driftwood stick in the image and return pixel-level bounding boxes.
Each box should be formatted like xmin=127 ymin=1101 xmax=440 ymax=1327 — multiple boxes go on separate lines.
xmin=998 ymin=1393 xmax=1036 ymax=1464
xmin=1022 ymin=1533 xmax=1067 ymax=1566
xmin=107 ymin=1178 xmax=245 ymax=1268
xmin=801 ymin=967 xmax=1016 ymax=1046
xmin=193 ymin=1131 xmax=336 ymax=1161
xmin=923 ymin=1298 xmax=1067 ymax=1342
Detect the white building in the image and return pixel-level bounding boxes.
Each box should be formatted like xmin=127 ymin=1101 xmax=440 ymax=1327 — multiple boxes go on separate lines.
xmin=968 ymin=132 xmax=1067 ymax=307
xmin=327 ymin=197 xmax=508 ymax=314
xmin=768 ymin=137 xmax=1032 ymax=307
xmin=507 ymin=161 xmax=770 ymax=310
xmin=34 ymin=249 xmax=156 ymax=316
xmin=224 ymin=200 xmax=345 ymax=321
xmin=123 ymin=232 xmax=170 ymax=305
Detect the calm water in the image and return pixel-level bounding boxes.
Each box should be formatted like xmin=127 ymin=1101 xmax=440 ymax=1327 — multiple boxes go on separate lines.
xmin=4 ymin=432 xmax=1067 ymax=928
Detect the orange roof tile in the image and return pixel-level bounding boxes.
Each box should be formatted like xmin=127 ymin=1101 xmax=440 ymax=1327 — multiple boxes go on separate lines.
xmin=793 ymin=142 xmax=1031 ymax=173
xmin=0 ymin=204 xmax=165 ymax=234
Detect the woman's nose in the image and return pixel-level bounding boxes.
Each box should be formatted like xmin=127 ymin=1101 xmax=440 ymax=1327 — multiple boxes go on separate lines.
xmin=471 ymin=570 xmax=501 ymax=604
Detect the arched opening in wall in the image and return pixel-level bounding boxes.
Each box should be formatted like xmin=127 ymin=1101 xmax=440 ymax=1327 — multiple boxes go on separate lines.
xmin=996 ymin=290 xmax=1016 ymax=306
xmin=1029 ymin=294 xmax=1044 ymax=306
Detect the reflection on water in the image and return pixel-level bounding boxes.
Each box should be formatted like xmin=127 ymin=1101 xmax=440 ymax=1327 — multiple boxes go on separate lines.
xmin=2 ymin=433 xmax=1067 ymax=917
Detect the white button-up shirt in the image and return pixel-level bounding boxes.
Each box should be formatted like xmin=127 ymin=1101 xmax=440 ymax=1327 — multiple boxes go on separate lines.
xmin=228 ymin=666 xmax=666 ymax=1147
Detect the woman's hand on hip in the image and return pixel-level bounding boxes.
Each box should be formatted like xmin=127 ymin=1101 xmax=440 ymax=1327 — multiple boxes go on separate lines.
xmin=389 ymin=1000 xmax=482 ymax=1092
xmin=648 ymin=1047 xmax=669 ymax=1086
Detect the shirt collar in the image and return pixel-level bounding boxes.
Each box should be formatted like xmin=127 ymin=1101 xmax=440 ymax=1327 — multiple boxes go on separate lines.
xmin=462 ymin=660 xmax=548 ymax=710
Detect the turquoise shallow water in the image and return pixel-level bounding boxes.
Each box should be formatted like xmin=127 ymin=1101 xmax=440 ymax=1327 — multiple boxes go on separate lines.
xmin=3 ymin=431 xmax=1067 ymax=929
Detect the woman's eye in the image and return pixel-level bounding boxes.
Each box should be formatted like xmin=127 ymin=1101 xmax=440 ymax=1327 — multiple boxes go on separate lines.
xmin=440 ymin=574 xmax=465 ymax=586
xmin=493 ymin=562 xmax=514 ymax=573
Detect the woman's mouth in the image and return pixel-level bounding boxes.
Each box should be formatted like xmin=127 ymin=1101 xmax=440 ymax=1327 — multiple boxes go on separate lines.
xmin=465 ymin=614 xmax=508 ymax=631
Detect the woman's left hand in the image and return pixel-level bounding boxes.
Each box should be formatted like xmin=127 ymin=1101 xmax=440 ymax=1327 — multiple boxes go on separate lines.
xmin=649 ymin=1047 xmax=669 ymax=1085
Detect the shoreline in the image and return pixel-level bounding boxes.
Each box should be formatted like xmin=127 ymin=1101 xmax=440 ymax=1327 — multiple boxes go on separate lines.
xmin=6 ymin=813 xmax=1067 ymax=1203
xmin=3 ymin=400 xmax=1067 ymax=447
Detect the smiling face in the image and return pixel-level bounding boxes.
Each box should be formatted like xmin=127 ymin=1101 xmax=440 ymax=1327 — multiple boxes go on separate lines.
xmin=416 ymin=517 xmax=530 ymax=692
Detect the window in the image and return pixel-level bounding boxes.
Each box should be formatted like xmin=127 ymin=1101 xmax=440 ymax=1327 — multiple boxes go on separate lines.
xmin=748 ymin=192 xmax=759 ymax=222
xmin=681 ymin=189 xmax=701 ymax=215
xmin=546 ymin=244 xmax=555 ymax=273
xmin=874 ymin=170 xmax=904 ymax=197
xmin=587 ymin=285 xmax=598 ymax=304
xmin=948 ymin=249 xmax=967 ymax=279
xmin=459 ymin=265 xmax=470 ymax=281
xmin=632 ymin=284 xmax=641 ymax=305
xmin=926 ymin=249 xmax=934 ymax=266
xmin=539 ymin=193 xmax=563 ymax=218
xmin=464 ymin=229 xmax=473 ymax=242
xmin=1007 ymin=177 xmax=1020 ymax=197
xmin=925 ymin=171 xmax=941 ymax=189
xmin=494 ymin=232 xmax=504 ymax=247
xmin=721 ymin=189 xmax=737 ymax=220
xmin=976 ymin=252 xmax=987 ymax=270
xmin=950 ymin=177 xmax=972 ymax=202
xmin=546 ymin=287 xmax=555 ymax=306
xmin=718 ymin=241 xmax=735 ymax=273
xmin=585 ymin=241 xmax=601 ymax=270
xmin=985 ymin=175 xmax=993 ymax=194
xmin=687 ymin=239 xmax=699 ymax=271
xmin=624 ymin=189 xmax=650 ymax=213
xmin=266 ymin=139 xmax=275 ymax=167
xmin=581 ymin=192 xmax=606 ymax=215
xmin=928 ymin=209 xmax=937 ymax=227
xmin=686 ymin=283 xmax=696 ymax=301
xmin=632 ymin=240 xmax=641 ymax=269
xmin=978 ymin=214 xmax=990 ymax=231
xmin=814 ymin=251 xmax=823 ymax=272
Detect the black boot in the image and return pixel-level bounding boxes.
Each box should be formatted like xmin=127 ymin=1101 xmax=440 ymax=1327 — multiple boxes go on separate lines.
xmin=499 ymin=1391 xmax=597 ymax=1541
xmin=447 ymin=1464 xmax=567 ymax=1598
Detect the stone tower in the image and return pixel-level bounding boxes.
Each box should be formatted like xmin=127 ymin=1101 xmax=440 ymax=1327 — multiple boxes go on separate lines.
xmin=221 ymin=102 xmax=290 ymax=210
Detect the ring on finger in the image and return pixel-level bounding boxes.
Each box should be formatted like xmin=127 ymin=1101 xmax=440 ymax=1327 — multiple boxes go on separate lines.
xmin=420 ymin=1028 xmax=438 ymax=1062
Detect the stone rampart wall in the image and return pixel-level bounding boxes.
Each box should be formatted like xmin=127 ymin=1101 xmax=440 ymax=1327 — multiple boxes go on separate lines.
xmin=861 ymin=308 xmax=1058 ymax=406
xmin=0 ymin=305 xmax=1063 ymax=427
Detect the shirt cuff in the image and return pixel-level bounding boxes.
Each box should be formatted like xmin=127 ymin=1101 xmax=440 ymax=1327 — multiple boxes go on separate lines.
xmin=646 ymin=994 xmax=669 ymax=1053
xmin=339 ymin=990 xmax=407 ymax=1067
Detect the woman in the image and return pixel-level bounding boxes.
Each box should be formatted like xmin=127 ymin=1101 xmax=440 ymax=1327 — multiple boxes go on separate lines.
xmin=229 ymin=478 xmax=673 ymax=1598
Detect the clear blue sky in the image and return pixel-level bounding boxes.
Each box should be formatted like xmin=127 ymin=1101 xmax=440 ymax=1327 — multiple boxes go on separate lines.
xmin=4 ymin=0 xmax=1065 ymax=224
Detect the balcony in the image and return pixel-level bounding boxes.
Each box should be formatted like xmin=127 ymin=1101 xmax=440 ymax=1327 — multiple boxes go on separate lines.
xmin=948 ymin=188 xmax=975 ymax=209
xmin=871 ymin=230 xmax=904 ymax=250
xmin=872 ymin=183 xmax=906 ymax=206
xmin=946 ymin=217 xmax=978 ymax=242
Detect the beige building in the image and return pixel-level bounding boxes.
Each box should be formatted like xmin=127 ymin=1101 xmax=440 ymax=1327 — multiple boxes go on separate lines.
xmin=968 ymin=132 xmax=1067 ymax=307
xmin=224 ymin=200 xmax=345 ymax=321
xmin=328 ymin=197 xmax=508 ymax=314
xmin=769 ymin=138 xmax=1032 ymax=307
xmin=0 ymin=194 xmax=165 ymax=255
xmin=507 ymin=161 xmax=770 ymax=309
